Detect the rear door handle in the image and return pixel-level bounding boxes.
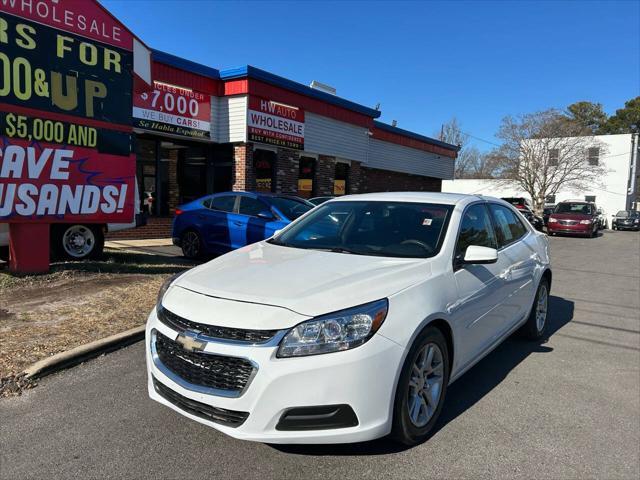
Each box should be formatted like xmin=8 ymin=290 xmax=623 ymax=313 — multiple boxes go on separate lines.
xmin=233 ymin=221 xmax=243 ymax=226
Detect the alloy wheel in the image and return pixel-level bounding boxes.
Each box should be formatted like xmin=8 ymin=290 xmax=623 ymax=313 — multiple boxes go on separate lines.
xmin=182 ymin=231 xmax=200 ymax=258
xmin=407 ymin=343 xmax=444 ymax=428
xmin=536 ymin=284 xmax=548 ymax=332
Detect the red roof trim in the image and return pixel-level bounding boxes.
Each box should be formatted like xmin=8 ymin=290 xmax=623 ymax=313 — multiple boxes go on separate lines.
xmin=152 ymin=62 xmax=220 ymax=95
xmin=372 ymin=128 xmax=458 ymax=158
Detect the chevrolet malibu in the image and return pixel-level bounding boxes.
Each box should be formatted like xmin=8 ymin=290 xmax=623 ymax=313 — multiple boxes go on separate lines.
xmin=147 ymin=192 xmax=551 ymax=445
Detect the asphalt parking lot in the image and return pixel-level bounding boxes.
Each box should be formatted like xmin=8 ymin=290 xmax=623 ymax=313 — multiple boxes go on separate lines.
xmin=1 ymin=231 xmax=639 ymax=480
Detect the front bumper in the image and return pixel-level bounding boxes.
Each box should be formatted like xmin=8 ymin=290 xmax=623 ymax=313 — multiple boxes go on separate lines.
xmin=145 ymin=308 xmax=404 ymax=443
xmin=614 ymin=222 xmax=639 ymax=230
xmin=547 ymin=223 xmax=592 ymax=235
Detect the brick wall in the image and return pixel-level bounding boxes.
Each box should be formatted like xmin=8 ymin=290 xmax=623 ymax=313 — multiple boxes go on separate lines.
xmin=315 ymin=155 xmax=336 ymax=196
xmin=275 ymin=147 xmax=299 ymax=194
xmin=232 ymin=143 xmax=255 ymax=191
xmin=361 ymin=167 xmax=442 ymax=193
xmin=349 ymin=161 xmax=362 ymax=194
xmin=106 ymin=217 xmax=173 ymax=240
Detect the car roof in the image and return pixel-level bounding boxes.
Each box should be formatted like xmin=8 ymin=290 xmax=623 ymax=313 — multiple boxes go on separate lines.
xmin=325 ymin=191 xmax=495 ymax=206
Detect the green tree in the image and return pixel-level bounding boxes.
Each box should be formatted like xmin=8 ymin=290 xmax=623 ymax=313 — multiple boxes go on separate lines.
xmin=564 ymin=101 xmax=608 ymax=134
xmin=599 ymin=97 xmax=640 ymax=134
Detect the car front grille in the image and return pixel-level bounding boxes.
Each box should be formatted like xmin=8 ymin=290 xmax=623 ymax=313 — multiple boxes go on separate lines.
xmin=153 ymin=377 xmax=249 ymax=427
xmin=155 ymin=332 xmax=255 ymax=394
xmin=158 ymin=306 xmax=278 ymax=344
xmin=559 ymin=220 xmax=578 ymax=226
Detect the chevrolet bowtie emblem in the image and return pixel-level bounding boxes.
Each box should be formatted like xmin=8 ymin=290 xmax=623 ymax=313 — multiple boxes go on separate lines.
xmin=176 ymin=332 xmax=206 ymax=352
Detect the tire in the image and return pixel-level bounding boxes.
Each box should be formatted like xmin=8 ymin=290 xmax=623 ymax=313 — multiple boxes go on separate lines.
xmin=180 ymin=230 xmax=202 ymax=259
xmin=521 ymin=278 xmax=550 ymax=340
xmin=52 ymin=224 xmax=104 ymax=261
xmin=391 ymin=326 xmax=450 ymax=446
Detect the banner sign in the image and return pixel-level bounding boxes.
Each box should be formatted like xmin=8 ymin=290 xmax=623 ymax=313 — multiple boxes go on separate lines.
xmin=0 ymin=3 xmax=135 ymax=223
xmin=133 ymin=78 xmax=211 ymax=139
xmin=248 ymin=97 xmax=304 ymax=150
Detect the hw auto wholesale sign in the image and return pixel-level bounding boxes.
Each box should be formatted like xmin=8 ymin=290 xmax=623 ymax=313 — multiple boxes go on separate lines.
xmin=0 ymin=0 xmax=135 ymax=223
xmin=133 ymin=77 xmax=211 ymax=139
xmin=248 ymin=96 xmax=304 ymax=150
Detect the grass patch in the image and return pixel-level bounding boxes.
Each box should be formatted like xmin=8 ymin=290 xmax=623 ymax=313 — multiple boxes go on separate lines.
xmin=0 ymin=249 xmax=199 ymax=387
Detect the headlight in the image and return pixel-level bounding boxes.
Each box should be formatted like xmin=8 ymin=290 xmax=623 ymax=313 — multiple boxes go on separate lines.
xmin=634 ymin=219 xmax=639 ymax=224
xmin=156 ymin=271 xmax=187 ymax=310
xmin=548 ymin=217 xmax=558 ymax=223
xmin=277 ymin=299 xmax=389 ymax=358
xmin=580 ymin=219 xmax=592 ymax=224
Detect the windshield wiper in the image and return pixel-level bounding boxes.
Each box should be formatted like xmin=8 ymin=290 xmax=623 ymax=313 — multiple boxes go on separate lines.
xmin=267 ymin=238 xmax=296 ymax=248
xmin=307 ymin=247 xmax=365 ymax=255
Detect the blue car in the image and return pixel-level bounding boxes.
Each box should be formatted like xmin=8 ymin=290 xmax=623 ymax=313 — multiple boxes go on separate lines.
xmin=172 ymin=192 xmax=314 ymax=258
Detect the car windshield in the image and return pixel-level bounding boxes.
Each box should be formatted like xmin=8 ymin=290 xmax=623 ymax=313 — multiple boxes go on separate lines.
xmin=269 ymin=201 xmax=453 ymax=258
xmin=270 ymin=197 xmax=314 ymax=220
xmin=616 ymin=211 xmax=629 ymax=218
xmin=554 ymin=203 xmax=592 ymax=214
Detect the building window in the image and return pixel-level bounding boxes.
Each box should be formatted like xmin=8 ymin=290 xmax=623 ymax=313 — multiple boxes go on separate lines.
xmin=298 ymin=156 xmax=316 ymax=198
xmin=548 ymin=149 xmax=559 ymax=166
xmin=585 ymin=195 xmax=596 ymax=203
xmin=334 ymin=163 xmax=350 ymax=195
xmin=545 ymin=194 xmax=556 ymax=204
xmin=587 ymin=147 xmax=600 ymax=166
xmin=253 ymin=149 xmax=276 ymax=192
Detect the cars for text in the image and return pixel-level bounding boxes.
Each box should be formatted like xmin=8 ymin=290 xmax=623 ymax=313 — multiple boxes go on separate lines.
xmin=172 ymin=192 xmax=314 ymax=258
xmin=547 ymin=201 xmax=600 ymax=237
xmin=148 ymin=192 xmax=552 ymax=445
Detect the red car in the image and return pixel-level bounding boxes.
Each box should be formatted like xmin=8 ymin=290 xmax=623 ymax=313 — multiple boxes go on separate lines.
xmin=547 ymin=201 xmax=599 ymax=237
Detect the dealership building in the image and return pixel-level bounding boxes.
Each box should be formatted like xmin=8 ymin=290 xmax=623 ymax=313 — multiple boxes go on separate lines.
xmin=124 ymin=48 xmax=459 ymax=235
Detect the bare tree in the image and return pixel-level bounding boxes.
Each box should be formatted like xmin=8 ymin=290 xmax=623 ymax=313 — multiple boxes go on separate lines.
xmin=439 ymin=118 xmax=501 ymax=179
xmin=492 ymin=109 xmax=608 ymax=212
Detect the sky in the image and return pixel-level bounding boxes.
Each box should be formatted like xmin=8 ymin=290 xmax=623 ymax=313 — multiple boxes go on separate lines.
xmin=102 ymin=0 xmax=640 ymax=151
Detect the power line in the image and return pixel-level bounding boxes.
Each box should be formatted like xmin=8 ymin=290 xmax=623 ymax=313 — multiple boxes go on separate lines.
xmin=459 ymin=131 xmax=502 ymax=148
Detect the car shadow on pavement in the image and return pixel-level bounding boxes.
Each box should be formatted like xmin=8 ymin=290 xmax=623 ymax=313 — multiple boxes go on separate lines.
xmin=270 ymin=295 xmax=574 ymax=456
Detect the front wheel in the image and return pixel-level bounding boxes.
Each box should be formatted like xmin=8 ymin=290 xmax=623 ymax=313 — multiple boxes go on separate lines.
xmin=180 ymin=230 xmax=202 ymax=259
xmin=391 ymin=327 xmax=450 ymax=446
xmin=521 ymin=278 xmax=550 ymax=340
xmin=52 ymin=224 xmax=104 ymax=260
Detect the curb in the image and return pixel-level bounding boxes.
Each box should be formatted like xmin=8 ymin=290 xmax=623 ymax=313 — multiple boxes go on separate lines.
xmin=23 ymin=325 xmax=146 ymax=379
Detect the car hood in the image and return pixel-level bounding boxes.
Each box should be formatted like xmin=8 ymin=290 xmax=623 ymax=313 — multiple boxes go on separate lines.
xmin=550 ymin=213 xmax=592 ymax=220
xmin=176 ymin=241 xmax=431 ymax=317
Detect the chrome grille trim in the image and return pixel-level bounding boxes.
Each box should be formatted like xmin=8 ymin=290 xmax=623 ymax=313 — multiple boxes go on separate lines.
xmin=150 ymin=329 xmax=258 ymax=398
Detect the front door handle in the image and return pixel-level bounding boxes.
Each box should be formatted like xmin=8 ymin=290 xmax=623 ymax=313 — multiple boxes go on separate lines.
xmin=233 ymin=221 xmax=244 ymax=227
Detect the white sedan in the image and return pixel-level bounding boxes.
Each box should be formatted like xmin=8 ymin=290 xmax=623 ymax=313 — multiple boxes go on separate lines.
xmin=146 ymin=192 xmax=551 ymax=445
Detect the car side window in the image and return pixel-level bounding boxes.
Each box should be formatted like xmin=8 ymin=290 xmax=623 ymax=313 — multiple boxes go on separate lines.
xmin=489 ymin=204 xmax=527 ymax=247
xmin=239 ymin=197 xmax=269 ymax=217
xmin=455 ymin=204 xmax=497 ymax=258
xmin=201 ymin=198 xmax=213 ymax=209
xmin=209 ymin=195 xmax=237 ymax=213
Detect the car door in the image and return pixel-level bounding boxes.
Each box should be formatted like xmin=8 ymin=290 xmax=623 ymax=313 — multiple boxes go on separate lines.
xmin=487 ymin=203 xmax=537 ymax=332
xmin=238 ymin=196 xmax=283 ymax=245
xmin=200 ymin=194 xmax=238 ymax=252
xmin=451 ymin=203 xmax=513 ymax=364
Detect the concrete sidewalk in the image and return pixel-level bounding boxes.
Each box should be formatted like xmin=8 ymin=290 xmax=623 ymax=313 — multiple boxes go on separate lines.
xmin=105 ymin=238 xmax=181 ymax=257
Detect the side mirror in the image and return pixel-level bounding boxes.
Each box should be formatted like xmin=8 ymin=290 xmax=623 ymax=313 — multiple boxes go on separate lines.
xmin=463 ymin=245 xmax=498 ymax=264
xmin=257 ymin=210 xmax=275 ymax=220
